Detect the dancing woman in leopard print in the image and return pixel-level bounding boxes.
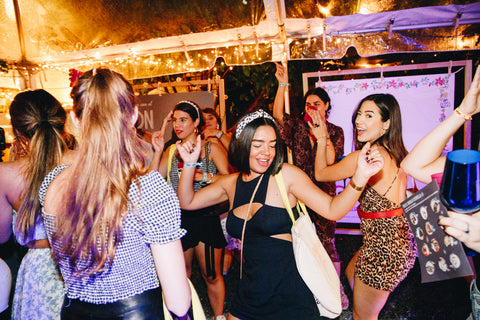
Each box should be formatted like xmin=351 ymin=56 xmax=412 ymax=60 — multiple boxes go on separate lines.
xmin=314 ymin=94 xmax=416 ymax=320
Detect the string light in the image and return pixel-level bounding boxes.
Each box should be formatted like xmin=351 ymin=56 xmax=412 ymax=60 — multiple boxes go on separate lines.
xmin=31 ymin=42 xmax=272 ymax=78
xmin=1 ymin=23 xmax=476 ymax=79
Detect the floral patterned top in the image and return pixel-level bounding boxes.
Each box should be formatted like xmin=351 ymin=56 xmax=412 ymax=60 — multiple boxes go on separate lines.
xmin=281 ymin=113 xmax=344 ymax=197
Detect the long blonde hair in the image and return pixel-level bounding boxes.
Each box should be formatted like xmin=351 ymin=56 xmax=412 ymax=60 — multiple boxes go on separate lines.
xmin=10 ymin=90 xmax=68 ymax=244
xmin=55 ymin=69 xmax=148 ymax=277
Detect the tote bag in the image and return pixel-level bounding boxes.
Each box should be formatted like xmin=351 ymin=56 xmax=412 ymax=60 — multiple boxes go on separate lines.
xmin=274 ymin=171 xmax=342 ymax=319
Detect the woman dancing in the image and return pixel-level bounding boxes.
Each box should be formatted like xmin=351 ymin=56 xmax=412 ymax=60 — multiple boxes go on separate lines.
xmin=40 ymin=69 xmax=191 ymax=319
xmin=151 ymin=101 xmax=229 ymax=320
xmin=314 ymin=94 xmax=416 ymax=320
xmin=176 ymin=109 xmax=383 ymax=320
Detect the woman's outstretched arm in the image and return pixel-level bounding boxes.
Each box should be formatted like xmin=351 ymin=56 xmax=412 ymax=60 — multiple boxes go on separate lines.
xmin=289 ymin=142 xmax=383 ymax=220
xmin=401 ymin=67 xmax=480 ymax=183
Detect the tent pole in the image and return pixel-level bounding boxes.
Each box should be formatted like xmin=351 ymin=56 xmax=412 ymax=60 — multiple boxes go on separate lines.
xmin=12 ymin=0 xmax=26 ymax=62
xmin=12 ymin=0 xmax=32 ymax=89
xmin=218 ymin=77 xmax=227 ymax=133
xmin=273 ymin=0 xmax=292 ymax=163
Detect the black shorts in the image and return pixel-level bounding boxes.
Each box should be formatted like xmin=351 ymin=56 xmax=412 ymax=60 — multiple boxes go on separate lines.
xmin=180 ymin=210 xmax=227 ymax=250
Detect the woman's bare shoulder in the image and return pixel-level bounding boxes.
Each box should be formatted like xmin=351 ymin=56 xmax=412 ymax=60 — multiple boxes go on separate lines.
xmin=0 ymin=160 xmax=27 ymax=200
xmin=0 ymin=159 xmax=26 ymax=179
xmin=217 ymin=172 xmax=241 ymax=184
xmin=61 ymin=149 xmax=78 ymax=165
xmin=277 ymin=163 xmax=309 ymax=182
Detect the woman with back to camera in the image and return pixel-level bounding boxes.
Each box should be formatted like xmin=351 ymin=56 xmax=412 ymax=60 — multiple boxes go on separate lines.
xmin=315 ymin=93 xmax=416 ymax=320
xmin=175 ymin=109 xmax=383 ymax=320
xmin=150 ymin=101 xmax=229 ymax=320
xmin=40 ymin=69 xmax=191 ymax=319
xmin=0 ymin=89 xmax=70 ymax=319
xmin=272 ymin=62 xmax=349 ymax=308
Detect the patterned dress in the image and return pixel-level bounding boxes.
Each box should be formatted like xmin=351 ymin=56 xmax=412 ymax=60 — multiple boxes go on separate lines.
xmin=356 ymin=183 xmax=417 ymax=291
xmin=281 ymin=113 xmax=344 ymax=262
xmin=11 ymin=212 xmax=64 ymax=320
xmin=12 ymin=249 xmax=64 ymax=320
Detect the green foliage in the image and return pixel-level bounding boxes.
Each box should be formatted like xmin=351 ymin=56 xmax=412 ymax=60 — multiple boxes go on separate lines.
xmin=223 ymin=62 xmax=278 ymax=129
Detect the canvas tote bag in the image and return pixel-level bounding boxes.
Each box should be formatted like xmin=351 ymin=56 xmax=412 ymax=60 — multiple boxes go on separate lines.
xmin=274 ymin=170 xmax=342 ymax=319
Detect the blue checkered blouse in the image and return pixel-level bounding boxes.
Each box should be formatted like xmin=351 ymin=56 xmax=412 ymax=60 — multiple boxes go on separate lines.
xmin=39 ymin=165 xmax=186 ymax=304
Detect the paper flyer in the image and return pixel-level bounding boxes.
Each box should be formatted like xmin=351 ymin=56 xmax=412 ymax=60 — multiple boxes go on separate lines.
xmin=401 ymin=181 xmax=473 ymax=283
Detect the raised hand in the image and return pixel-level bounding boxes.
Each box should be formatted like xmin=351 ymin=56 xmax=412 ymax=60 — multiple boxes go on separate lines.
xmin=275 ymin=62 xmax=288 ymax=84
xmin=203 ymin=127 xmax=221 ymax=140
xmin=355 ymin=142 xmax=384 ymax=185
xmin=457 ymin=67 xmax=480 ymax=117
xmin=151 ymin=110 xmax=173 ymax=152
xmin=176 ymin=134 xmax=202 ymax=165
xmin=308 ymin=109 xmax=328 ymax=140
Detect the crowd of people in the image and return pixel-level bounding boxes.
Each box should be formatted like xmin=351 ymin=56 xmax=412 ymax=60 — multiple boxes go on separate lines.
xmin=0 ymin=64 xmax=478 ymax=320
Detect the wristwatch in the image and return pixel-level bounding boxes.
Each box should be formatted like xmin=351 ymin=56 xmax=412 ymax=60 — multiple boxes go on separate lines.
xmin=216 ymin=131 xmax=224 ymax=139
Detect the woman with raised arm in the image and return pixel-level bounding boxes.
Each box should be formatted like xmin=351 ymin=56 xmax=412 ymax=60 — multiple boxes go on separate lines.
xmin=176 ymin=109 xmax=383 ymax=320
xmin=151 ymin=101 xmax=229 ymax=320
xmin=402 ymin=66 xmax=480 ymax=320
xmin=401 ymin=67 xmax=480 ymax=184
xmin=272 ymin=62 xmax=350 ymax=308
xmin=0 ymin=89 xmax=70 ymax=320
xmin=40 ymin=69 xmax=191 ymax=320
xmin=315 ymin=93 xmax=416 ymax=320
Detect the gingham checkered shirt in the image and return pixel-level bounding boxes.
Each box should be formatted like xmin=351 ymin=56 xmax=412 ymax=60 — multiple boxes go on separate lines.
xmin=40 ymin=166 xmax=186 ymax=304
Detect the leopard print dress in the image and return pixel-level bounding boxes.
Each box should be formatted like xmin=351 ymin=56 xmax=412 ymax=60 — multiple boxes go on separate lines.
xmin=355 ymin=178 xmax=417 ymax=292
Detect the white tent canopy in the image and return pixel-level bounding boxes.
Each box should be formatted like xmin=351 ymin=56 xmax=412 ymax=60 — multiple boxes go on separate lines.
xmin=35 ymin=3 xmax=480 ymax=66
xmin=0 ymin=0 xmax=477 ymax=106
xmin=0 ymin=0 xmax=478 ymax=80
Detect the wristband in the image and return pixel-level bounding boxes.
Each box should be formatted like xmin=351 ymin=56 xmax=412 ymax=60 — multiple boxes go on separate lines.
xmin=349 ymin=179 xmax=365 ymax=191
xmin=201 ymin=172 xmax=207 ymax=184
xmin=454 ymin=108 xmax=472 ymax=121
xmin=216 ymin=131 xmax=224 ymax=139
xmin=279 ymin=83 xmax=290 ymax=87
xmin=184 ymin=162 xmax=201 ymax=168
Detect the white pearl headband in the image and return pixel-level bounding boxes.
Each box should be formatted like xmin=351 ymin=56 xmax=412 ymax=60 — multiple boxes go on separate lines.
xmin=235 ymin=110 xmax=275 ymax=139
xmin=177 ymin=100 xmax=200 ymax=119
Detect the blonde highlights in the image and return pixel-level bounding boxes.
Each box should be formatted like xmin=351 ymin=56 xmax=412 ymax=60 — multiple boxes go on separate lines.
xmin=56 ymin=69 xmax=148 ymax=277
